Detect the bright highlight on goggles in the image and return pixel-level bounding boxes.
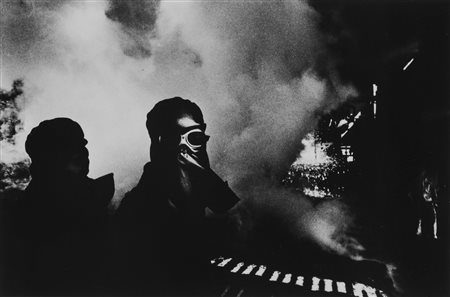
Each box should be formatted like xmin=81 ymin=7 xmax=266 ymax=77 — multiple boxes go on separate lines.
xmin=180 ymin=129 xmax=210 ymax=148
xmin=161 ymin=128 xmax=209 ymax=149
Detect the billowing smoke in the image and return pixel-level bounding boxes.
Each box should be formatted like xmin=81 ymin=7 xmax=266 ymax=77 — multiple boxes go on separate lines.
xmin=2 ymin=0 xmax=364 ymax=261
xmin=105 ymin=0 xmax=160 ymax=58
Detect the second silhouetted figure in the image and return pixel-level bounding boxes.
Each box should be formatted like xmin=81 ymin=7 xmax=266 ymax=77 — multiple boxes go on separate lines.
xmin=19 ymin=118 xmax=114 ymax=295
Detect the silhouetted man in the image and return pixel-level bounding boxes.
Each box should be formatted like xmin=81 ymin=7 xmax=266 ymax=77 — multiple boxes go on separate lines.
xmin=115 ymin=97 xmax=239 ymax=295
xmin=18 ymin=118 xmax=114 ymax=295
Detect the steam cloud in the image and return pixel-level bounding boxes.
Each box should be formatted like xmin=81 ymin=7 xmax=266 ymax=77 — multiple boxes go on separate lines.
xmin=2 ymin=0 xmax=362 ymax=259
xmin=105 ymin=0 xmax=160 ymax=58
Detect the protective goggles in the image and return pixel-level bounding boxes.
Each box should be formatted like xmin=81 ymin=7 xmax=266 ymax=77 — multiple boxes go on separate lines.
xmin=161 ymin=128 xmax=210 ymax=149
xmin=180 ymin=129 xmax=210 ymax=149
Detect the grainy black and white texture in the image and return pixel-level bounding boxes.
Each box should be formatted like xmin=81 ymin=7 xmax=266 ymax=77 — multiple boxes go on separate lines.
xmin=0 ymin=0 xmax=449 ymax=296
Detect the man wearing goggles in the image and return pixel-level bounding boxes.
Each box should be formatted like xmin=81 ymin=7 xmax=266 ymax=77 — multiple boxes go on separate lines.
xmin=115 ymin=97 xmax=239 ymax=296
xmin=159 ymin=124 xmax=210 ymax=170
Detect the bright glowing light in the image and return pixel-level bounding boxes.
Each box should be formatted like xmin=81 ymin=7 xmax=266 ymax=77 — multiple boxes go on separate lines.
xmin=416 ymin=219 xmax=422 ymax=235
xmin=403 ymin=58 xmax=414 ymax=71
xmin=337 ymin=119 xmax=348 ymax=127
xmin=336 ymin=281 xmax=347 ymax=293
xmin=374 ymin=101 xmax=377 ymax=118
xmin=217 ymin=258 xmax=232 ymax=267
xmin=241 ymin=264 xmax=256 ymax=275
xmin=255 ymin=265 xmax=267 ymax=276
xmin=269 ymin=271 xmax=281 ymax=282
xmin=311 ymin=277 xmax=320 ymax=291
xmin=324 ymin=279 xmax=333 ymax=292
xmin=352 ymin=283 xmax=377 ymax=297
xmin=303 ymin=187 xmax=331 ymax=198
xmin=295 ymin=276 xmax=304 ymax=286
xmin=372 ymin=84 xmax=378 ymax=96
xmin=433 ymin=207 xmax=438 ymax=239
xmin=210 ymin=257 xmax=223 ymax=264
xmin=290 ymin=132 xmax=339 ymax=198
xmin=231 ymin=262 xmax=244 ymax=273
xmin=211 ymin=258 xmax=386 ymax=296
xmin=282 ymin=274 xmax=292 ymax=284
xmin=230 ymin=262 xmax=244 ymax=273
xmin=293 ymin=133 xmax=332 ymax=166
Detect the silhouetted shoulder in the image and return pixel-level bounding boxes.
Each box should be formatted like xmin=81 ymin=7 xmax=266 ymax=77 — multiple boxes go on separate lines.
xmin=92 ymin=173 xmax=115 ymax=209
xmin=0 ymin=189 xmax=27 ymax=295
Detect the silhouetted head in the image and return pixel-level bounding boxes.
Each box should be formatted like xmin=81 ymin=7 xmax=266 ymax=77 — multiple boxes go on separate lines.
xmin=146 ymin=97 xmax=209 ymax=166
xmin=146 ymin=98 xmax=239 ymax=213
xmin=25 ymin=118 xmax=89 ymax=179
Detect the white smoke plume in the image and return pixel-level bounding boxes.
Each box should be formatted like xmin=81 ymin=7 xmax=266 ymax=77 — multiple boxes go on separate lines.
xmin=2 ymin=0 xmax=363 ymax=259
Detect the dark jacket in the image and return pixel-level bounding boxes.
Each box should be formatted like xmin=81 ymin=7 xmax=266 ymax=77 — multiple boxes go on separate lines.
xmin=17 ymin=173 xmax=114 ymax=296
xmin=114 ymin=162 xmax=239 ymax=295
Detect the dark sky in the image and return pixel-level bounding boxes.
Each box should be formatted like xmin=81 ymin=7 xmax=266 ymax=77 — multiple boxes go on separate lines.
xmin=310 ymin=0 xmax=450 ymax=91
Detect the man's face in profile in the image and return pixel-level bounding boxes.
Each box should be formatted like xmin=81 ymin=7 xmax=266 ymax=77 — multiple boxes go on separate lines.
xmin=65 ymin=145 xmax=90 ymax=177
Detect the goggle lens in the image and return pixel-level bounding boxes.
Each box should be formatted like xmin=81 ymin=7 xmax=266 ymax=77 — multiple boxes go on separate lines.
xmin=186 ymin=131 xmax=209 ymax=146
